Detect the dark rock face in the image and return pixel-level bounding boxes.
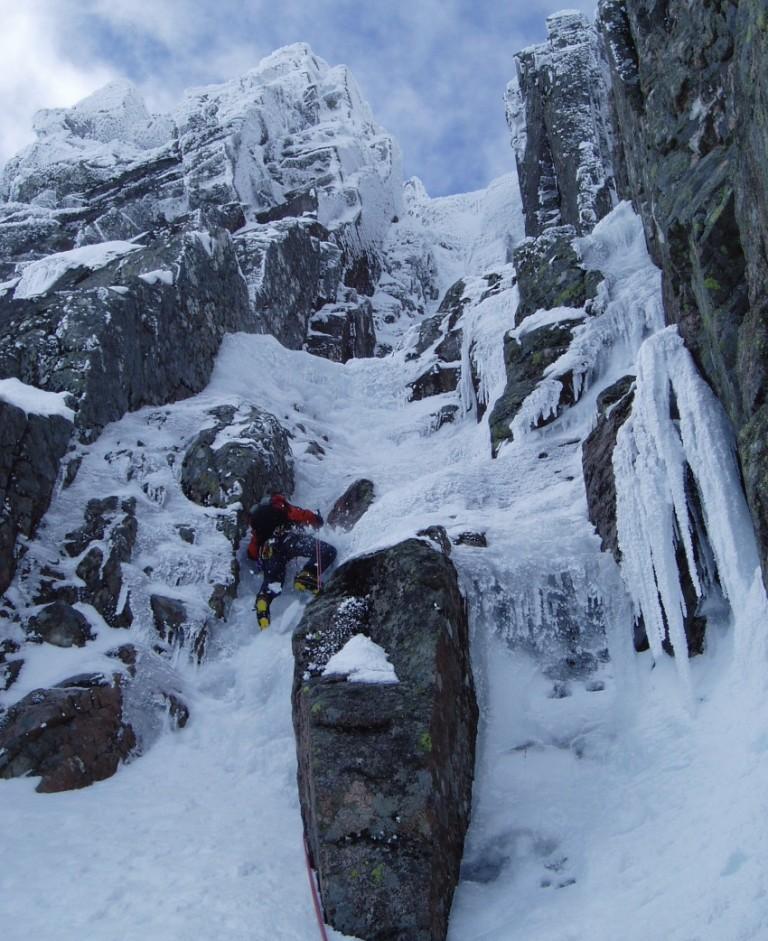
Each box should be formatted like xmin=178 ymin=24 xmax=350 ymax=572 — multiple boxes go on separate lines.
xmin=27 ymin=601 xmax=94 ymax=648
xmin=489 ymin=318 xmax=583 ymax=455
xmin=0 ymin=224 xmax=251 ymax=443
xmin=150 ymin=595 xmax=188 ymax=647
xmin=582 ymin=376 xmax=635 ymax=559
xmin=234 ymin=219 xmax=343 ymax=350
xmin=292 ymin=539 xmax=478 ymax=941
xmin=0 ymin=640 xmax=23 ymax=692
xmin=487 ymin=225 xmax=599 ymax=455
xmin=408 ymin=314 xmax=444 ymax=361
xmin=507 ymin=11 xmax=616 ymax=237
xmin=180 ymin=404 xmax=293 ymax=544
xmin=0 ymin=400 xmax=73 ymax=595
xmin=597 ymin=0 xmax=768 ymax=581
xmin=0 ymin=674 xmax=136 ymax=792
xmin=513 ymin=227 xmax=602 ymax=326
xmin=406 ymin=279 xmax=470 ymax=402
xmin=408 ymin=365 xmax=461 ymax=402
xmin=305 ymin=292 xmax=377 ymax=363
xmin=328 ymin=479 xmax=376 ymax=531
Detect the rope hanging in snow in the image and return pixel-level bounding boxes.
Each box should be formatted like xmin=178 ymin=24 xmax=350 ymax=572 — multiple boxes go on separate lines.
xmin=316 ymin=535 xmax=324 ymax=590
xmin=303 ymin=834 xmax=330 ymax=941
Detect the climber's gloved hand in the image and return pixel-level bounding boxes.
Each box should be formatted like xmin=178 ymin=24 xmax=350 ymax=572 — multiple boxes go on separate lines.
xmin=314 ymin=510 xmax=324 ymax=528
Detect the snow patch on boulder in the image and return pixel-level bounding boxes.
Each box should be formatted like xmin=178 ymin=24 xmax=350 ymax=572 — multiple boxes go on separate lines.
xmin=322 ymin=633 xmax=399 ymax=684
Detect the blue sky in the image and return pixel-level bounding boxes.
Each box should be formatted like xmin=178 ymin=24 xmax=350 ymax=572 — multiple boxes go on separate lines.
xmin=1 ymin=0 xmax=597 ymax=196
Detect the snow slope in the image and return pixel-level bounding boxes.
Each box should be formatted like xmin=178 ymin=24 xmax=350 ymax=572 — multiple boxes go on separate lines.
xmin=1 ymin=188 xmax=768 ymax=941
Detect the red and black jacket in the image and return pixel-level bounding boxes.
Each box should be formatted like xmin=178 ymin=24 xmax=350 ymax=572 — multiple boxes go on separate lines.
xmin=247 ymin=493 xmax=321 ymax=560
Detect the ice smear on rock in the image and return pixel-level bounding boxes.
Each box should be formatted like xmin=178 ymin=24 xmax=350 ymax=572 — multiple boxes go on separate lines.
xmin=322 ymin=633 xmax=399 ymax=684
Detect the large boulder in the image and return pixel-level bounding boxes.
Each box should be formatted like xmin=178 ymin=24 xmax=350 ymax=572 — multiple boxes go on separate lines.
xmin=0 ymin=674 xmax=136 ymax=793
xmin=292 ymin=539 xmax=478 ymax=941
xmin=180 ymin=404 xmax=293 ymax=544
xmin=26 ymin=601 xmax=94 ymax=648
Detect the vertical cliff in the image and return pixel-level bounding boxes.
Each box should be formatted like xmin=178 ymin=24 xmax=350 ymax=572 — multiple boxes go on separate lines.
xmin=598 ymin=0 xmax=768 ymax=581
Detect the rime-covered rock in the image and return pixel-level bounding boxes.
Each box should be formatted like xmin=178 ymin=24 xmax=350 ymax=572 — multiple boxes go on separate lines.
xmin=292 ymin=539 xmax=477 ymax=941
xmin=64 ymin=496 xmax=137 ymax=628
xmin=0 ymin=46 xmax=402 ymax=301
xmin=0 ymin=640 xmax=23 ymax=692
xmin=507 ymin=11 xmax=616 ymax=237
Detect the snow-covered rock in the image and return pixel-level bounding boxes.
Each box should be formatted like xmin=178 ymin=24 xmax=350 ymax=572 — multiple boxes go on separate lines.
xmin=0 ymin=223 xmax=251 ymax=439
xmin=0 ymin=45 xmax=402 ymax=299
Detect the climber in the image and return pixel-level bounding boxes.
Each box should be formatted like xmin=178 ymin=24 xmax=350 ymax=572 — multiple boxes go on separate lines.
xmin=247 ymin=492 xmax=336 ymax=630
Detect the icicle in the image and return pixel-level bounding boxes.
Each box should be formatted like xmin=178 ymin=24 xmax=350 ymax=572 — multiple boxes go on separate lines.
xmin=614 ymin=327 xmax=767 ymax=696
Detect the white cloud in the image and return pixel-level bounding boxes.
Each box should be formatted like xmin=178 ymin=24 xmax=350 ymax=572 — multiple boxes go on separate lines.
xmin=0 ymin=0 xmax=118 ymax=164
xmin=0 ymin=0 xmax=602 ymax=194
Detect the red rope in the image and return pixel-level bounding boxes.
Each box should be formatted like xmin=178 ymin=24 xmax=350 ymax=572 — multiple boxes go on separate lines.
xmin=316 ymin=536 xmax=323 ymax=590
xmin=303 ymin=834 xmax=330 ymax=941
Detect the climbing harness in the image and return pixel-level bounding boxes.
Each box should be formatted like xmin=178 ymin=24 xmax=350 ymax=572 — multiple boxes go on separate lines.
xmin=303 ymin=834 xmax=330 ymax=941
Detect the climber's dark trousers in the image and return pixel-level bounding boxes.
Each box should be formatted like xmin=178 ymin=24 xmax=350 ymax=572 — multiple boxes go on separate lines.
xmin=258 ymin=532 xmax=337 ymax=600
